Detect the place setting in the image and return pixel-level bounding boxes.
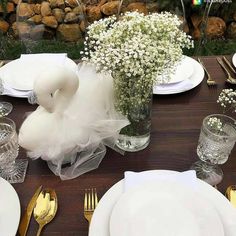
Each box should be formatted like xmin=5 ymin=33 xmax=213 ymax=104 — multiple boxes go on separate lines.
xmin=153 ymin=56 xmax=205 ymax=95
xmin=88 ymin=170 xmax=236 ymax=236
xmin=0 ymin=53 xmax=78 ymax=98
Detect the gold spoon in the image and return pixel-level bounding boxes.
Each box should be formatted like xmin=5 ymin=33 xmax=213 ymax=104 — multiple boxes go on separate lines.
xmin=226 ymin=185 xmax=236 ymax=208
xmin=34 ymin=189 xmax=58 ymax=236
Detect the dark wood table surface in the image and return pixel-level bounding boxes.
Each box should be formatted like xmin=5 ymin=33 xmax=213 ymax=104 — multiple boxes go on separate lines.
xmin=2 ymin=55 xmax=236 ymax=236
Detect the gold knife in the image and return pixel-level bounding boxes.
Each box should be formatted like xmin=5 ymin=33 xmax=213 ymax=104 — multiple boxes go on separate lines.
xmin=18 ymin=186 xmax=43 ymax=236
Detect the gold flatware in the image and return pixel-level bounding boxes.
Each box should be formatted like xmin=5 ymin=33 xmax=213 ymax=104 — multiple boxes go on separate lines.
xmin=84 ymin=188 xmax=98 ymax=225
xmin=18 ymin=186 xmax=42 ymax=236
xmin=34 ymin=188 xmax=58 ymax=236
xmin=197 ymin=58 xmax=216 ymax=86
xmin=226 ymin=185 xmax=236 ymax=208
xmin=222 ymin=56 xmax=236 ymax=74
xmin=216 ymin=57 xmax=236 ymax=84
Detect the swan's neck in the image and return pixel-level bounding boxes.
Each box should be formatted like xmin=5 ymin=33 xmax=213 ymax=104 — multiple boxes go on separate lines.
xmin=35 ymin=67 xmax=79 ymax=113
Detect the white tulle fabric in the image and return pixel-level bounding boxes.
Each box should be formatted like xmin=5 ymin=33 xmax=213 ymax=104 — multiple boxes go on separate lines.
xmin=19 ymin=62 xmax=129 ymax=180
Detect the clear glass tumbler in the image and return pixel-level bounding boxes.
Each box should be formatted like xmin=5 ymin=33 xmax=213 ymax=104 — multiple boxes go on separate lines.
xmin=0 ymin=78 xmax=13 ymax=117
xmin=191 ymin=114 xmax=236 ymax=185
xmin=0 ymin=117 xmax=28 ymax=183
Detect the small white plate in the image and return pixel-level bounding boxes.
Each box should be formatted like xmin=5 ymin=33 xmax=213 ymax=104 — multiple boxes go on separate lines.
xmin=158 ymin=56 xmax=194 ymax=84
xmin=89 ymin=170 xmax=236 ymax=236
xmin=232 ymin=53 xmax=236 ymax=68
xmin=0 ymin=177 xmax=21 ymax=236
xmin=0 ymin=57 xmax=78 ymax=91
xmin=153 ymin=57 xmax=204 ymax=95
xmin=110 ymin=181 xmax=223 ymax=236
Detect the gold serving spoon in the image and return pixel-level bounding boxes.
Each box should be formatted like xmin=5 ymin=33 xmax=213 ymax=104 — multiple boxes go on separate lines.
xmin=34 ymin=189 xmax=58 ymax=236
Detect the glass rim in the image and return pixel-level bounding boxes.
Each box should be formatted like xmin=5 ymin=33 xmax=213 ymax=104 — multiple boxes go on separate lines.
xmin=203 ymin=114 xmax=236 ymax=139
xmin=0 ymin=117 xmax=16 ymax=146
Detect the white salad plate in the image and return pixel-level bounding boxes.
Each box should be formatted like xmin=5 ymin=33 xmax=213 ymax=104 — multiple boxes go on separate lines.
xmin=0 ymin=57 xmax=78 ymax=91
xmin=153 ymin=56 xmax=204 ymax=95
xmin=0 ymin=177 xmax=21 ymax=236
xmin=89 ymin=170 xmax=236 ymax=236
xmin=232 ymin=53 xmax=236 ymax=68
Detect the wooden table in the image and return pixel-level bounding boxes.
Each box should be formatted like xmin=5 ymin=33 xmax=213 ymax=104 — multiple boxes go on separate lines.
xmin=2 ymin=56 xmax=236 ymax=236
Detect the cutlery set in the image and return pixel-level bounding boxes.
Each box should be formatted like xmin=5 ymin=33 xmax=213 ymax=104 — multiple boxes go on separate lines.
xmin=18 ymin=187 xmax=98 ymax=235
xmin=18 ymin=186 xmax=58 ymax=236
xmin=199 ymin=56 xmax=236 ymax=86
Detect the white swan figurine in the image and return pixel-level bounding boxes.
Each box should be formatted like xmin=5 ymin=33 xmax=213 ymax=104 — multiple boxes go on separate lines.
xmin=19 ymin=63 xmax=129 ymax=179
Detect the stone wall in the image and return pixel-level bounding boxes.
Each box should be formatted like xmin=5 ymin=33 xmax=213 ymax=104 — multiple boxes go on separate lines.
xmin=0 ymin=0 xmax=236 ymax=42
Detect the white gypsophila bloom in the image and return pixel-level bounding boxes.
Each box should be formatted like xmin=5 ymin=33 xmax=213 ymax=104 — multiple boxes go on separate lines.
xmin=82 ymin=11 xmax=193 ymax=115
xmin=207 ymin=117 xmax=223 ymax=132
xmin=217 ymin=89 xmax=236 ymax=112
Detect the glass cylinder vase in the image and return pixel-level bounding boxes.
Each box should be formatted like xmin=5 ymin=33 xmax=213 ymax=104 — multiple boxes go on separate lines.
xmin=114 ymin=74 xmax=152 ymax=152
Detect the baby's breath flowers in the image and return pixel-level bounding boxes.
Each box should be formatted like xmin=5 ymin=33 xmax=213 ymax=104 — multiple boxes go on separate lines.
xmin=217 ymin=89 xmax=236 ymax=113
xmin=207 ymin=117 xmax=223 ymax=132
xmin=82 ymin=11 xmax=193 ymax=116
xmin=207 ymin=89 xmax=236 ymax=133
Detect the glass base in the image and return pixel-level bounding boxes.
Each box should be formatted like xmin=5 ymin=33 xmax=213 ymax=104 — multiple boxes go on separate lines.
xmin=190 ymin=160 xmax=223 ymax=186
xmin=116 ymin=133 xmax=150 ymax=152
xmin=0 ymin=159 xmax=28 ymax=183
xmin=0 ymin=102 xmax=13 ymax=117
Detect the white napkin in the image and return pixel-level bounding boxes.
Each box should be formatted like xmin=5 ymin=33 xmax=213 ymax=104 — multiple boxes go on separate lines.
xmin=2 ymin=84 xmax=32 ymax=98
xmin=124 ymin=170 xmax=236 ymax=236
xmin=153 ymin=79 xmax=193 ymax=94
xmin=124 ymin=170 xmax=197 ymax=192
xmin=20 ymin=53 xmax=67 ymax=63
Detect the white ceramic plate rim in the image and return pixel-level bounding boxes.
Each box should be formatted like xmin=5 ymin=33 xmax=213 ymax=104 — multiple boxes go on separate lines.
xmin=0 ymin=177 xmax=21 ymax=236
xmin=153 ymin=57 xmax=204 ymax=95
xmin=109 ymin=180 xmax=224 ymax=236
xmin=232 ymin=53 xmax=236 ymax=68
xmin=0 ymin=58 xmax=78 ymax=91
xmin=158 ymin=56 xmax=194 ymax=85
xmin=89 ymin=170 xmax=236 ymax=236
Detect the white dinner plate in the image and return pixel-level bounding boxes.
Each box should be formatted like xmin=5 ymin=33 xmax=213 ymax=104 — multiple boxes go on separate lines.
xmin=153 ymin=57 xmax=204 ymax=95
xmin=0 ymin=177 xmax=21 ymax=236
xmin=89 ymin=170 xmax=236 ymax=236
xmin=158 ymin=56 xmax=194 ymax=84
xmin=110 ymin=181 xmax=223 ymax=236
xmin=0 ymin=57 xmax=78 ymax=91
xmin=232 ymin=53 xmax=236 ymax=68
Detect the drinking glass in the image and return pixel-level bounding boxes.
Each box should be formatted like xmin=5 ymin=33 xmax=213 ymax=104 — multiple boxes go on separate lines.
xmin=191 ymin=114 xmax=236 ymax=186
xmin=0 ymin=117 xmax=28 ymax=183
xmin=0 ymin=78 xmax=13 ymax=117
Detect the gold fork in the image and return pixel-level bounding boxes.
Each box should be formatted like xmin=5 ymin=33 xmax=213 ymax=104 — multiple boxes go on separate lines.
xmin=84 ymin=188 xmax=98 ymax=225
xmin=198 ymin=58 xmax=216 ymax=86
xmin=216 ymin=57 xmax=236 ymax=84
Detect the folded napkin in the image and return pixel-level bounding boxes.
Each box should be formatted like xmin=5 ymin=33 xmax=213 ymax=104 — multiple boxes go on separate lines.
xmin=2 ymin=84 xmax=31 ymax=98
xmin=124 ymin=170 xmax=236 ymax=236
xmin=20 ymin=53 xmax=67 ymax=64
xmin=153 ymin=79 xmax=193 ymax=94
xmin=124 ymin=170 xmax=197 ymax=192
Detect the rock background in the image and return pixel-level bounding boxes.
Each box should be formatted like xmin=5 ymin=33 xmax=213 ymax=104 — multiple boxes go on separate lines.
xmin=0 ymin=0 xmax=236 ymax=42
